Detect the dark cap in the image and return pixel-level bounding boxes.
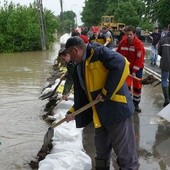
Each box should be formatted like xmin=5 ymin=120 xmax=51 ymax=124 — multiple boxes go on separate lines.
xmin=58 ymin=48 xmax=67 ymax=56
xmin=65 ymin=36 xmax=84 ymax=49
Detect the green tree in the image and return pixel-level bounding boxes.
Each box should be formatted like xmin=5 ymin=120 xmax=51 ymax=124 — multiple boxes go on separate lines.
xmin=114 ymin=1 xmax=140 ymax=27
xmin=80 ymin=0 xmax=170 ymax=31
xmin=81 ymin=0 xmax=107 ymax=27
xmin=144 ymin=0 xmax=158 ymax=23
xmin=44 ymin=9 xmax=59 ymax=46
xmin=0 ymin=1 xmax=58 ymax=52
xmin=81 ymin=0 xmax=151 ymax=29
xmin=154 ymin=0 xmax=170 ymax=28
xmin=105 ymin=0 xmax=118 ymax=15
xmin=62 ymin=11 xmax=76 ymax=32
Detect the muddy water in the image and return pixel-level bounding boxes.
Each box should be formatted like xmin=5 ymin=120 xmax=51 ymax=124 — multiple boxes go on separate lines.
xmin=0 ymin=42 xmax=60 ymax=170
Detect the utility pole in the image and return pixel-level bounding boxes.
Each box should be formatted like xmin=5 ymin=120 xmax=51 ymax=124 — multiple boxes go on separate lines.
xmin=37 ymin=0 xmax=47 ymax=51
xmin=60 ymin=0 xmax=64 ymax=33
xmin=60 ymin=0 xmax=63 ymax=21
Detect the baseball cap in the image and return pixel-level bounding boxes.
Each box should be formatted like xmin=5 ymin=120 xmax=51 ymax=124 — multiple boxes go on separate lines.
xmin=58 ymin=48 xmax=67 ymax=56
xmin=65 ymin=36 xmax=84 ymax=49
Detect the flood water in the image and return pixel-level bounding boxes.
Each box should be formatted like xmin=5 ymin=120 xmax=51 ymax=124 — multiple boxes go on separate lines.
xmin=0 ymin=42 xmax=60 ymax=170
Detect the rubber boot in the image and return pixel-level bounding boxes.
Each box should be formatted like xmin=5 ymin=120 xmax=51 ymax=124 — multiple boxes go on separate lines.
xmin=95 ymin=158 xmax=110 ymax=170
xmin=162 ymin=87 xmax=170 ymax=107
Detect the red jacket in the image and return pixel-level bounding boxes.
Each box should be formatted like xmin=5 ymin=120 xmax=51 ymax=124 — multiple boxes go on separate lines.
xmin=116 ymin=35 xmax=145 ymax=74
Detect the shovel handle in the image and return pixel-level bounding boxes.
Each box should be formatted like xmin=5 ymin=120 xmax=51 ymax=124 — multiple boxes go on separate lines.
xmin=51 ymin=99 xmax=100 ymax=128
xmin=129 ymin=74 xmax=141 ymax=81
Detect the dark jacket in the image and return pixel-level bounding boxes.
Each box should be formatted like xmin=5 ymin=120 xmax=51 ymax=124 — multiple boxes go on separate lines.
xmin=62 ymin=61 xmax=76 ymax=95
xmin=71 ymin=43 xmax=135 ymax=128
xmin=158 ymin=32 xmax=170 ymax=71
xmin=150 ymin=32 xmax=161 ymax=46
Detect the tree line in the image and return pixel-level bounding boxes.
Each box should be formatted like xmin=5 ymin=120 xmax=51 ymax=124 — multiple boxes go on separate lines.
xmin=0 ymin=0 xmax=77 ymax=53
xmin=0 ymin=1 xmax=59 ymax=53
xmin=81 ymin=0 xmax=170 ymax=31
xmin=0 ymin=0 xmax=169 ymax=53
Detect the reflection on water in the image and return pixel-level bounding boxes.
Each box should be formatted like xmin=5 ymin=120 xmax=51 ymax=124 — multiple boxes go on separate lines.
xmin=0 ymin=42 xmax=60 ymax=170
xmin=133 ymin=81 xmax=170 ymax=170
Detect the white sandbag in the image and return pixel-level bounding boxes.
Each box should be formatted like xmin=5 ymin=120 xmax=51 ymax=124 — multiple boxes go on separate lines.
xmin=53 ymin=100 xmax=73 ymax=112
xmin=53 ymin=122 xmax=82 ymax=142
xmin=157 ymin=103 xmax=170 ymax=122
xmin=39 ymin=98 xmax=92 ymax=170
xmin=41 ymin=79 xmax=61 ymax=95
xmin=39 ymin=150 xmax=92 ymax=170
xmin=52 ymin=140 xmax=83 ymax=153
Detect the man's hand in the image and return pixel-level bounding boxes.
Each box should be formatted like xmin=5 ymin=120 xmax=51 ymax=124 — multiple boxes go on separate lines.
xmin=62 ymin=94 xmax=69 ymax=101
xmin=65 ymin=113 xmax=75 ymax=123
xmin=132 ymin=72 xmax=136 ymax=77
xmin=96 ymin=93 xmax=105 ymax=102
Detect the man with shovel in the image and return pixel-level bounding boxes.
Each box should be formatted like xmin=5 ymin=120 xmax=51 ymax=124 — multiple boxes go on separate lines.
xmin=58 ymin=48 xmax=76 ymax=101
xmin=64 ymin=36 xmax=139 ymax=170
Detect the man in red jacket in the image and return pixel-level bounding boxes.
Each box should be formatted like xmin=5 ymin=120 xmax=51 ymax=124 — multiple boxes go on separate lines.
xmin=117 ymin=25 xmax=145 ymax=112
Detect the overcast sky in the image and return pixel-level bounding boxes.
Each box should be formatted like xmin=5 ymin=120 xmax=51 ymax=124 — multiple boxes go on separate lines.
xmin=4 ymin=0 xmax=85 ymax=25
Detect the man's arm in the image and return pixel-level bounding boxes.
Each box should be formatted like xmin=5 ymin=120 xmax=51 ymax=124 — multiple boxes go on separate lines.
xmin=62 ymin=63 xmax=75 ymax=99
xmin=132 ymin=41 xmax=145 ymax=75
xmin=158 ymin=39 xmax=162 ymax=56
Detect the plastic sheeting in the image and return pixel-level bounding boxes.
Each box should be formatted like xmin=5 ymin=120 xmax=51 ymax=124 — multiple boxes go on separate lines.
xmin=39 ymin=88 xmax=92 ymax=170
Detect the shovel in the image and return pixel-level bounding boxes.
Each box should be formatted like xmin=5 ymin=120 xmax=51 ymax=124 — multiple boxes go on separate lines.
xmin=41 ymin=98 xmax=101 ymax=154
xmin=51 ymin=98 xmax=100 ymax=128
xmin=129 ymin=74 xmax=158 ymax=85
xmin=39 ymin=78 xmax=63 ymax=100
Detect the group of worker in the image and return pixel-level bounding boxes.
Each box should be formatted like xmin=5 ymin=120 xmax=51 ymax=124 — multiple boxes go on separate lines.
xmin=56 ymin=24 xmax=170 ymax=170
xmin=60 ymin=25 xmax=144 ymax=112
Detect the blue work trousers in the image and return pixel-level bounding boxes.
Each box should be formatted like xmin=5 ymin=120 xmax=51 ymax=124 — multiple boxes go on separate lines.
xmin=94 ymin=116 xmax=139 ymax=170
xmin=150 ymin=45 xmax=158 ymax=64
xmin=161 ymin=70 xmax=170 ymax=87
